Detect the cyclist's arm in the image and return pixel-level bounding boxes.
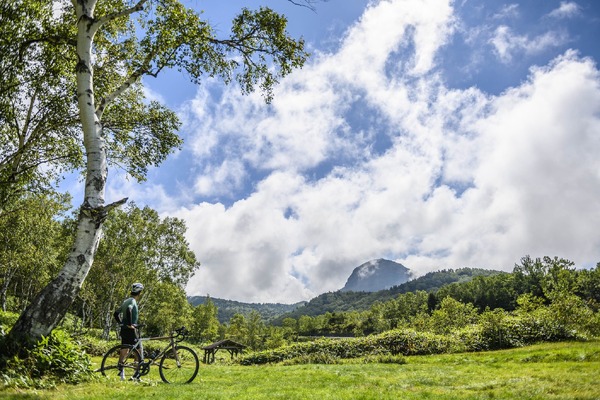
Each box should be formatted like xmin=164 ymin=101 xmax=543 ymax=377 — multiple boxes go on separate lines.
xmin=113 ymin=309 xmax=122 ymax=324
xmin=126 ymin=304 xmax=136 ymax=329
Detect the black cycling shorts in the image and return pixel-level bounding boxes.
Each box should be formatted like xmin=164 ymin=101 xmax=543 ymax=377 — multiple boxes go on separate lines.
xmin=120 ymin=326 xmax=138 ymax=346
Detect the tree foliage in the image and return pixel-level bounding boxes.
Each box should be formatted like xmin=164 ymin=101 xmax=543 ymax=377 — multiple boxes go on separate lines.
xmin=191 ymin=296 xmax=220 ymax=343
xmin=0 ymin=0 xmax=81 ymax=215
xmin=76 ymin=202 xmax=199 ymax=337
xmin=0 ymin=193 xmax=71 ymax=312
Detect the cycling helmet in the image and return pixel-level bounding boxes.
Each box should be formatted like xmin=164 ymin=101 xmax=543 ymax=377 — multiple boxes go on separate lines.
xmin=131 ymin=282 xmax=144 ymax=294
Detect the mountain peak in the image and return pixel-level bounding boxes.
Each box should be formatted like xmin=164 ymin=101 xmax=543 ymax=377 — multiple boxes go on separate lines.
xmin=341 ymin=259 xmax=411 ymax=292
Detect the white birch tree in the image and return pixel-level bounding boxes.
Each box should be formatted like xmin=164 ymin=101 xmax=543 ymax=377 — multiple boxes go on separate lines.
xmin=4 ymin=0 xmax=308 ymax=352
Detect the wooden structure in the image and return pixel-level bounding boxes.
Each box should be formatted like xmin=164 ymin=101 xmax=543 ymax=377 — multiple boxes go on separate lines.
xmin=202 ymin=339 xmax=246 ymax=364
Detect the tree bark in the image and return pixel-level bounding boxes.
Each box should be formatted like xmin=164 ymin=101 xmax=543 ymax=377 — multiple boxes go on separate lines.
xmin=0 ymin=266 xmax=15 ymax=312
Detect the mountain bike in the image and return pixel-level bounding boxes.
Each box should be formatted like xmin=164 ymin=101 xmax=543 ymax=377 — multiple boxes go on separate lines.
xmin=99 ymin=326 xmax=199 ymax=384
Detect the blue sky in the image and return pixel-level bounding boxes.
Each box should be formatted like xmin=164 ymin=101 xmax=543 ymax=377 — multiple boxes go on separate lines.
xmin=66 ymin=0 xmax=600 ymax=303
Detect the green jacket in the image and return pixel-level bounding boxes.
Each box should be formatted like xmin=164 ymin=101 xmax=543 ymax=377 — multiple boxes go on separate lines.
xmin=113 ymin=297 xmax=139 ymax=327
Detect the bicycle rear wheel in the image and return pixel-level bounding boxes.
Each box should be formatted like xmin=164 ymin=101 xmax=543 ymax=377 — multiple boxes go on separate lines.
xmin=100 ymin=344 xmax=141 ymax=381
xmin=159 ymin=345 xmax=199 ymax=384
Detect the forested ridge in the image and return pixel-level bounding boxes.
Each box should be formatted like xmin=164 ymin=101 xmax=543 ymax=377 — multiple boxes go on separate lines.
xmin=273 ymin=267 xmax=504 ymax=321
xmin=185 ymin=268 xmax=503 ymax=324
xmin=188 ymin=296 xmax=306 ymax=324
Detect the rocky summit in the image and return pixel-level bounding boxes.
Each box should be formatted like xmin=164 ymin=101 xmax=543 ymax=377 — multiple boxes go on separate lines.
xmin=341 ymin=259 xmax=411 ymax=292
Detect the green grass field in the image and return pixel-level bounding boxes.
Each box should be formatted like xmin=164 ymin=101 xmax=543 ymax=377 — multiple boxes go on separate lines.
xmin=2 ymin=341 xmax=599 ymax=400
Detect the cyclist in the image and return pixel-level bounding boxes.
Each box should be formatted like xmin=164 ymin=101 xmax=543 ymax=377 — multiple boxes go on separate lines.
xmin=113 ymin=282 xmax=144 ymax=380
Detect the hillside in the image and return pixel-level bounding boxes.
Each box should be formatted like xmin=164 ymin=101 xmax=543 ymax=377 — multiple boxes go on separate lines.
xmin=188 ymin=268 xmax=504 ymax=324
xmin=273 ymin=268 xmax=504 ymax=322
xmin=187 ymin=296 xmax=305 ymax=324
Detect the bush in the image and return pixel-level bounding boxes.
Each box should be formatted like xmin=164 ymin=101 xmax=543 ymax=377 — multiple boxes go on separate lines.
xmin=375 ymin=329 xmax=461 ymax=355
xmin=75 ymin=334 xmax=113 ymax=357
xmin=239 ymin=329 xmax=460 ymax=365
xmin=1 ymin=329 xmax=97 ymax=389
xmin=452 ymin=325 xmax=489 ymax=352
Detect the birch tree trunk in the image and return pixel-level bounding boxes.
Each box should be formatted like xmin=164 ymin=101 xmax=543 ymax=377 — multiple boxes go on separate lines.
xmin=5 ymin=0 xmax=124 ymax=350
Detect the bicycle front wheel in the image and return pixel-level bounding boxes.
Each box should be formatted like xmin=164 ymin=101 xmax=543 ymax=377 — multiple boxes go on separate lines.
xmin=159 ymin=345 xmax=199 ymax=384
xmin=100 ymin=344 xmax=141 ymax=381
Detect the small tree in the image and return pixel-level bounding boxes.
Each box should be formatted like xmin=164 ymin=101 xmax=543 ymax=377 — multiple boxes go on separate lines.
xmin=428 ymin=297 xmax=478 ymax=334
xmin=227 ymin=314 xmax=248 ymax=344
xmin=141 ymin=281 xmax=192 ymax=336
xmin=191 ymin=296 xmax=220 ymax=344
xmin=246 ymin=310 xmax=266 ymax=351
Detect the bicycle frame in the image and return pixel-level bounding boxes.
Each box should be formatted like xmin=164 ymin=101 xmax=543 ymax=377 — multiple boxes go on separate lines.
xmin=100 ymin=326 xmax=199 ymax=383
xmin=128 ymin=327 xmax=185 ymax=375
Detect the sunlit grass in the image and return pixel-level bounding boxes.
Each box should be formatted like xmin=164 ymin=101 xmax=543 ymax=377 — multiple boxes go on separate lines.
xmin=1 ymin=341 xmax=599 ymax=399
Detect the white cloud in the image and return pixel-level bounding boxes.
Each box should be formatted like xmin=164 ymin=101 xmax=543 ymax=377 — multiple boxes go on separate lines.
xmin=490 ymin=25 xmax=569 ymax=63
xmin=180 ymin=0 xmax=456 ymax=193
xmin=493 ymin=3 xmax=520 ymax=20
xmin=194 ymin=159 xmax=248 ymax=197
xmin=547 ymin=1 xmax=581 ymax=19
xmin=143 ymin=0 xmax=600 ymax=303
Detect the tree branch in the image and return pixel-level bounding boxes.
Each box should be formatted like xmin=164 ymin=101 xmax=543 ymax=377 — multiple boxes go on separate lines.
xmin=286 ymin=0 xmax=327 ymax=12
xmin=96 ymin=49 xmax=157 ymax=119
xmin=97 ymin=0 xmax=148 ymax=25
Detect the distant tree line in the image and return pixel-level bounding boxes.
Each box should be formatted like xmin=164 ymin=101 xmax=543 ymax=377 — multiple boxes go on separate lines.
xmin=189 ymin=296 xmax=303 ymax=324
xmin=188 ymin=255 xmax=600 ymax=354
xmin=274 ymin=267 xmax=503 ymax=321
xmin=275 ymin=256 xmax=600 ymax=338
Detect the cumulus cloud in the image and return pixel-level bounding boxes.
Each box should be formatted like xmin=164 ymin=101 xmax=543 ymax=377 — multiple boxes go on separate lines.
xmin=156 ymin=0 xmax=600 ymax=303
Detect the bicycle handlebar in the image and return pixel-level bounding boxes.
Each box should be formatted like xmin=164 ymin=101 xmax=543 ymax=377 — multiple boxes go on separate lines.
xmin=174 ymin=326 xmax=188 ymax=342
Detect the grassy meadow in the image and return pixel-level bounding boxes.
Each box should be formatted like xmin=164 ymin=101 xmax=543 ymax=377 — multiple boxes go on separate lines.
xmin=1 ymin=340 xmax=599 ymax=400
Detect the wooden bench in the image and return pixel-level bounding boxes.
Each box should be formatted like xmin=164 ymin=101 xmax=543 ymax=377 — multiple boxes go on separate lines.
xmin=202 ymin=339 xmax=246 ymax=364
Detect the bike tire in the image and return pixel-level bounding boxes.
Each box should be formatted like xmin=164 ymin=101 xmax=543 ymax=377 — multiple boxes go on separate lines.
xmin=100 ymin=344 xmax=141 ymax=381
xmin=159 ymin=345 xmax=199 ymax=384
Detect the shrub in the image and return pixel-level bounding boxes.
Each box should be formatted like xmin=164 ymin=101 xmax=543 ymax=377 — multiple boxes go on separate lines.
xmin=239 ymin=329 xmax=460 ymax=365
xmin=75 ymin=334 xmax=113 ymax=357
xmin=1 ymin=329 xmax=97 ymax=389
xmin=452 ymin=325 xmax=489 ymax=352
xmin=375 ymin=329 xmax=462 ymax=355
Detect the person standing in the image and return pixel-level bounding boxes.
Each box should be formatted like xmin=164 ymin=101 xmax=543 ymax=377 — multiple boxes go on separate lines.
xmin=113 ymin=282 xmax=144 ymax=380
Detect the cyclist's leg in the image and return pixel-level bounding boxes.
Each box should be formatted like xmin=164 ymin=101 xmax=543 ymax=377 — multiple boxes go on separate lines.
xmin=118 ymin=327 xmax=138 ymax=379
xmin=100 ymin=345 xmax=141 ymax=381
